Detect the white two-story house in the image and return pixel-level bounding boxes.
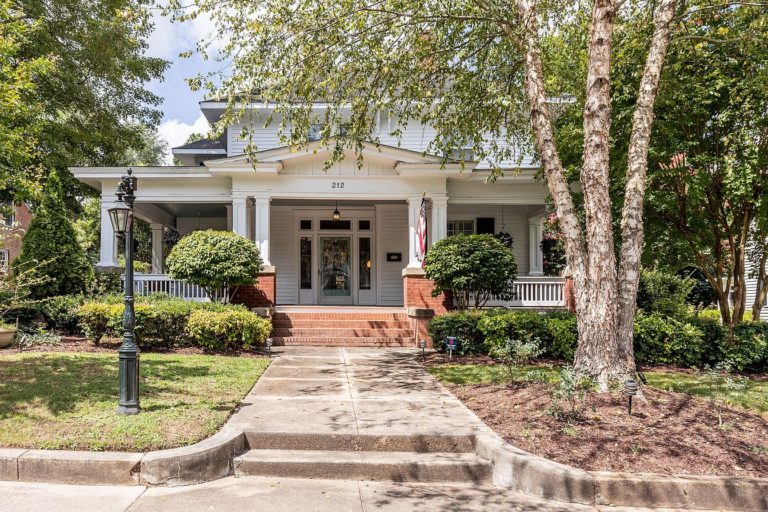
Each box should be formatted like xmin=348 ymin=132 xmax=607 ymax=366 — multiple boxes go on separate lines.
xmin=71 ymin=100 xmax=565 ymax=318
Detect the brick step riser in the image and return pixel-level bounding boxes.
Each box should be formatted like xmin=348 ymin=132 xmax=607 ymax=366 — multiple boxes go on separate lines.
xmin=234 ymin=459 xmax=491 ymax=484
xmin=272 ymin=329 xmax=414 ymax=338
xmin=274 ymin=339 xmax=415 ymax=347
xmin=273 ymin=314 xmax=409 ymax=321
xmin=272 ymin=321 xmax=412 ymax=329
xmin=243 ymin=433 xmax=476 ymax=453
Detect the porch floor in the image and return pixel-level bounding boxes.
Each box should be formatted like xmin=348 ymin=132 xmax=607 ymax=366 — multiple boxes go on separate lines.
xmin=274 ymin=306 xmax=407 ymax=313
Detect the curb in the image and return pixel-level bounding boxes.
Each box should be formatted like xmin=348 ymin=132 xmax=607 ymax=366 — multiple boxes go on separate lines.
xmin=0 ymin=429 xmax=246 ymax=487
xmin=474 ymin=432 xmax=768 ymax=511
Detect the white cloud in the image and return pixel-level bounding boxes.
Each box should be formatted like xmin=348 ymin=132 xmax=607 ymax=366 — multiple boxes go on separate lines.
xmin=158 ymin=113 xmax=211 ymax=164
xmin=147 ymin=3 xmax=224 ymax=60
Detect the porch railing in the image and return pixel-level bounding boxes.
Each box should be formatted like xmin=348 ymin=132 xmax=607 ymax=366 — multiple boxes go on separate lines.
xmin=124 ymin=273 xmax=210 ymax=301
xmin=484 ymin=276 xmax=566 ymax=308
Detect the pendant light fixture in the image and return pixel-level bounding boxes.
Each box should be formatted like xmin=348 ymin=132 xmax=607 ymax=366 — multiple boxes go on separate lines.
xmin=332 ymin=201 xmax=341 ymax=221
xmin=495 ymin=203 xmax=513 ymax=249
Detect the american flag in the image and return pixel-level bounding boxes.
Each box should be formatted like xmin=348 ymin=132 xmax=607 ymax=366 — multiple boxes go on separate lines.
xmin=417 ymin=197 xmax=428 ymax=267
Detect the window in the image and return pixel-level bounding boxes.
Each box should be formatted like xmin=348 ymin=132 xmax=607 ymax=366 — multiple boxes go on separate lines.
xmin=319 ymin=220 xmax=351 ymax=230
xmin=1 ymin=204 xmax=14 ymax=227
xmin=300 ymin=219 xmax=312 ymax=230
xmin=359 ymin=238 xmax=371 ymax=290
xmin=0 ymin=250 xmax=8 ymax=273
xmin=358 ymin=220 xmax=371 ymax=231
xmin=447 ymin=220 xmax=474 ymax=236
xmin=300 ymin=237 xmax=312 ymax=289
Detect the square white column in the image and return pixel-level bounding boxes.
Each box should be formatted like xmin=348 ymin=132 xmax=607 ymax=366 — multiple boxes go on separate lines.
xmin=253 ymin=195 xmax=271 ymax=266
xmin=98 ymin=195 xmax=118 ymax=268
xmin=231 ymin=195 xmax=249 ymax=237
xmin=407 ymin=196 xmax=423 ymax=268
xmin=528 ymin=216 xmax=545 ymax=276
xmin=430 ymin=195 xmax=448 ymax=245
xmin=150 ymin=223 xmax=164 ymax=274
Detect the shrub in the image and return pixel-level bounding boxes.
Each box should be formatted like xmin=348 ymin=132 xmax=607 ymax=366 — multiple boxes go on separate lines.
xmin=427 ymin=310 xmax=493 ymax=355
xmin=688 ymin=315 xmax=727 ymax=366
xmin=478 ymin=311 xmax=547 ymax=358
xmin=77 ymin=302 xmax=115 ymax=343
xmin=186 ymin=309 xmax=271 ymax=350
xmin=423 ymin=234 xmax=517 ymax=309
xmin=633 ymin=313 xmax=705 ymax=367
xmin=636 ymin=269 xmax=695 ymax=319
xmin=724 ymin=322 xmax=768 ymax=372
xmin=14 ymin=172 xmax=92 ymax=297
xmin=543 ymin=311 xmax=578 ymax=360
xmin=166 ymin=230 xmax=262 ymax=303
xmin=12 ymin=295 xmax=84 ymax=334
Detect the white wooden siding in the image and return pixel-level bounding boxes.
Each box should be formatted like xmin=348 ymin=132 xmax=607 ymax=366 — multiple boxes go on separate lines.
xmin=376 ymin=204 xmax=408 ymax=305
xmin=447 ymin=204 xmax=533 ymax=275
xmin=281 ymin=154 xmax=397 ymax=176
xmin=271 ymin=207 xmax=298 ymax=304
xmin=745 ymin=258 xmax=768 ymax=321
xmin=228 ymin=118 xmax=283 ymax=156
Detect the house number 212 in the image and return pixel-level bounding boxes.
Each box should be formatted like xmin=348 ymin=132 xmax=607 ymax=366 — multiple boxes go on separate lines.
xmin=331 ymin=182 xmax=345 ymax=189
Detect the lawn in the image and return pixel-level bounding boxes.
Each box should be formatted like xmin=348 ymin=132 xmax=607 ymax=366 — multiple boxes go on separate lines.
xmin=428 ymin=363 xmax=768 ymax=416
xmin=0 ymin=352 xmax=270 ymax=451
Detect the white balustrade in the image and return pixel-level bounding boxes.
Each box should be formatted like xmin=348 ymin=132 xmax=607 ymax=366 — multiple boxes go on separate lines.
xmin=484 ymin=276 xmax=566 ymax=308
xmin=124 ymin=274 xmax=210 ymax=301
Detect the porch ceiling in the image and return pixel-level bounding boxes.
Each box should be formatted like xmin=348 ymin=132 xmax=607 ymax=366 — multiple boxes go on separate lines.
xmin=152 ymin=202 xmax=228 ymax=218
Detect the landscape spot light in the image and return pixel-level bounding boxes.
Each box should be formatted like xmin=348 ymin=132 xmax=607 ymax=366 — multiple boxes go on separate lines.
xmin=624 ymin=379 xmax=640 ymax=415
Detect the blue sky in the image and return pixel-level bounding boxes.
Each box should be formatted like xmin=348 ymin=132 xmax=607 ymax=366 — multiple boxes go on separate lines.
xmin=145 ymin=5 xmax=220 ymax=162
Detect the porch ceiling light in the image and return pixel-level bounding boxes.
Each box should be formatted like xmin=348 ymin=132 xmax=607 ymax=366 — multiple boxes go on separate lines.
xmin=332 ymin=201 xmax=341 ymax=221
xmin=108 ymin=198 xmax=133 ymax=236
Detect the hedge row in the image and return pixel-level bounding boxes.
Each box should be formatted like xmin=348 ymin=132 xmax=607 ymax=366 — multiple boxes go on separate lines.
xmin=428 ymin=309 xmax=768 ymax=372
xmin=76 ymin=296 xmax=271 ymax=350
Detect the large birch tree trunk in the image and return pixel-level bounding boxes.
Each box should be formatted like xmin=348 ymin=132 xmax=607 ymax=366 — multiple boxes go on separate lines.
xmin=512 ymin=0 xmax=677 ymax=389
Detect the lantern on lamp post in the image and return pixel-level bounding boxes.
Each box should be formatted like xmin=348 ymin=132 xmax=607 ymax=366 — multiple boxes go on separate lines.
xmin=108 ymin=169 xmax=140 ymax=415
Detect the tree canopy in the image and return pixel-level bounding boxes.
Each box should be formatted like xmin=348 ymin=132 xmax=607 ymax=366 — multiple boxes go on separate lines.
xmin=1 ymin=0 xmax=167 ymax=204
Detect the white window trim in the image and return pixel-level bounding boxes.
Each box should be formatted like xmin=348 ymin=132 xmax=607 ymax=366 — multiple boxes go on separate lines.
xmin=0 ymin=249 xmax=8 ymax=272
xmin=447 ymin=220 xmax=475 ymax=236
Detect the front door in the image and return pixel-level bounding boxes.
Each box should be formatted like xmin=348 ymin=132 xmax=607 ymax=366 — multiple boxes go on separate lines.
xmin=319 ymin=236 xmax=353 ymax=304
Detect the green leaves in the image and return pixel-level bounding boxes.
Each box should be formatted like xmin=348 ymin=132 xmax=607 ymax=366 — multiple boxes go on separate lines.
xmin=166 ymin=230 xmax=263 ymax=302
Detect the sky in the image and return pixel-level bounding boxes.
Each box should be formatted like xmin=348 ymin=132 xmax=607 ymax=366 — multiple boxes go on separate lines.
xmin=145 ymin=5 xmax=220 ymax=163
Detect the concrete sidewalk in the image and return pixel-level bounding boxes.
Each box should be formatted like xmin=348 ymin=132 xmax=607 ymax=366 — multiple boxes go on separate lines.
xmin=228 ymin=346 xmax=492 ymax=443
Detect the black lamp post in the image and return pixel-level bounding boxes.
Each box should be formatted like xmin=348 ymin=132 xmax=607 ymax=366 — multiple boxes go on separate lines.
xmin=109 ymin=169 xmax=140 ymax=415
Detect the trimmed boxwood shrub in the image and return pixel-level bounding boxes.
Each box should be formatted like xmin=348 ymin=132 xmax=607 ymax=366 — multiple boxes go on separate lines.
xmin=427 ymin=309 xmax=498 ymax=355
xmin=9 ymin=294 xmax=85 ymax=334
xmin=723 ymin=322 xmax=768 ymax=372
xmin=633 ymin=313 xmax=705 ymax=367
xmin=76 ymin=295 xmax=265 ymax=349
xmin=186 ymin=309 xmax=271 ymax=350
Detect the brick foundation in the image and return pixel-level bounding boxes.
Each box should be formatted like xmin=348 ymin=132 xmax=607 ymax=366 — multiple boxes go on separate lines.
xmin=402 ymin=268 xmax=452 ymax=314
xmin=232 ymin=267 xmax=277 ymax=308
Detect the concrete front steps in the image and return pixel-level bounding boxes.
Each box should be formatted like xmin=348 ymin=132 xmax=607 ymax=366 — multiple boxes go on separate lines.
xmin=271 ymin=309 xmax=416 ymax=347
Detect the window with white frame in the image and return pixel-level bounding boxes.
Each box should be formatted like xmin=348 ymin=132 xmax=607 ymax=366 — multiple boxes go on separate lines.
xmin=1 ymin=203 xmax=14 ymax=227
xmin=0 ymin=250 xmax=8 ymax=272
xmin=447 ymin=220 xmax=474 ymax=236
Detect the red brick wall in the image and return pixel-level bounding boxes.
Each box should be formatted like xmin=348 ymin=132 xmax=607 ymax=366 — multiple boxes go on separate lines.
xmin=231 ymin=269 xmax=277 ymax=308
xmin=1 ymin=204 xmax=32 ymax=265
xmin=403 ymin=271 xmax=453 ymax=314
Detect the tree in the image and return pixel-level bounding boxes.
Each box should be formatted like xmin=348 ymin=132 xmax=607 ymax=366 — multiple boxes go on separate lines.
xmin=172 ymin=0 xmax=679 ymax=387
xmin=166 ymin=230 xmax=262 ymax=303
xmin=424 ymin=234 xmax=517 ymax=309
xmin=3 ymin=0 xmax=167 ymax=206
xmin=14 ymin=172 xmax=92 ymax=297
xmin=614 ymin=4 xmax=768 ymax=327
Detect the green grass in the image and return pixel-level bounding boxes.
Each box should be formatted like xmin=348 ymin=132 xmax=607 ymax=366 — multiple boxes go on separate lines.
xmin=427 ymin=364 xmax=768 ymax=416
xmin=0 ymin=353 xmax=270 ymax=451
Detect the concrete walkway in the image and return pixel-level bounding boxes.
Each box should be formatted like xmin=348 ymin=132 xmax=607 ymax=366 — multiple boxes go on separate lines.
xmin=227 ymin=346 xmax=492 ymax=443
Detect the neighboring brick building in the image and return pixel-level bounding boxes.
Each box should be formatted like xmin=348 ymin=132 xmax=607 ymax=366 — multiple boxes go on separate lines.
xmin=0 ymin=203 xmax=33 ymax=272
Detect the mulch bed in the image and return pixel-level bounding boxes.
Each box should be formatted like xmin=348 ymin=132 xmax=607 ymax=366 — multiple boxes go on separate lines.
xmin=446 ymin=381 xmax=768 ymax=478
xmin=0 ymin=336 xmax=269 ymax=358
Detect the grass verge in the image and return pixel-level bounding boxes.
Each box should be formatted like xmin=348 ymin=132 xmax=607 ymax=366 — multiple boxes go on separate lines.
xmin=0 ymin=352 xmax=269 ymax=451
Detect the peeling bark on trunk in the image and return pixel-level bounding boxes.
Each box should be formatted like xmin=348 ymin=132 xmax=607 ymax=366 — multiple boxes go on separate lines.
xmin=509 ymin=0 xmax=677 ymax=389
xmin=616 ymin=0 xmax=677 ymax=368
xmin=753 ymin=248 xmax=768 ymax=321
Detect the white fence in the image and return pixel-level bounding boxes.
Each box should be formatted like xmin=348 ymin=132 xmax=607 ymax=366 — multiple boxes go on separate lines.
xmin=485 ymin=276 xmax=566 ymax=308
xmin=125 ymin=274 xmax=210 ymax=301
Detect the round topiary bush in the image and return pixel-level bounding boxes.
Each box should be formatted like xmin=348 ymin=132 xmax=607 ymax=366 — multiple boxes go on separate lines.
xmin=166 ymin=230 xmax=262 ymax=303
xmin=423 ymin=234 xmax=518 ymax=309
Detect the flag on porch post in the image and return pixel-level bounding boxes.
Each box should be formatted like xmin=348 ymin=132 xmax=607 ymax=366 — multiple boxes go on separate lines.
xmin=417 ymin=197 xmax=428 ymax=267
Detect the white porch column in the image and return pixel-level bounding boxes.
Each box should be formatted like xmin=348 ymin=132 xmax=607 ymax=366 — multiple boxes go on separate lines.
xmin=98 ymin=195 xmax=118 ymax=268
xmin=225 ymin=204 xmax=233 ymax=231
xmin=528 ymin=216 xmax=545 ymax=276
xmin=150 ymin=223 xmax=164 ymax=274
xmin=253 ymin=194 xmax=271 ymax=266
xmin=430 ymin=195 xmax=448 ymax=246
xmin=407 ymin=196 xmax=422 ymax=268
xmin=231 ymin=194 xmax=248 ymax=237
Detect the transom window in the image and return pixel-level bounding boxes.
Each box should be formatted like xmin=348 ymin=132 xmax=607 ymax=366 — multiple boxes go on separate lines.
xmin=447 ymin=220 xmax=474 ymax=236
xmin=0 ymin=250 xmax=8 ymax=273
